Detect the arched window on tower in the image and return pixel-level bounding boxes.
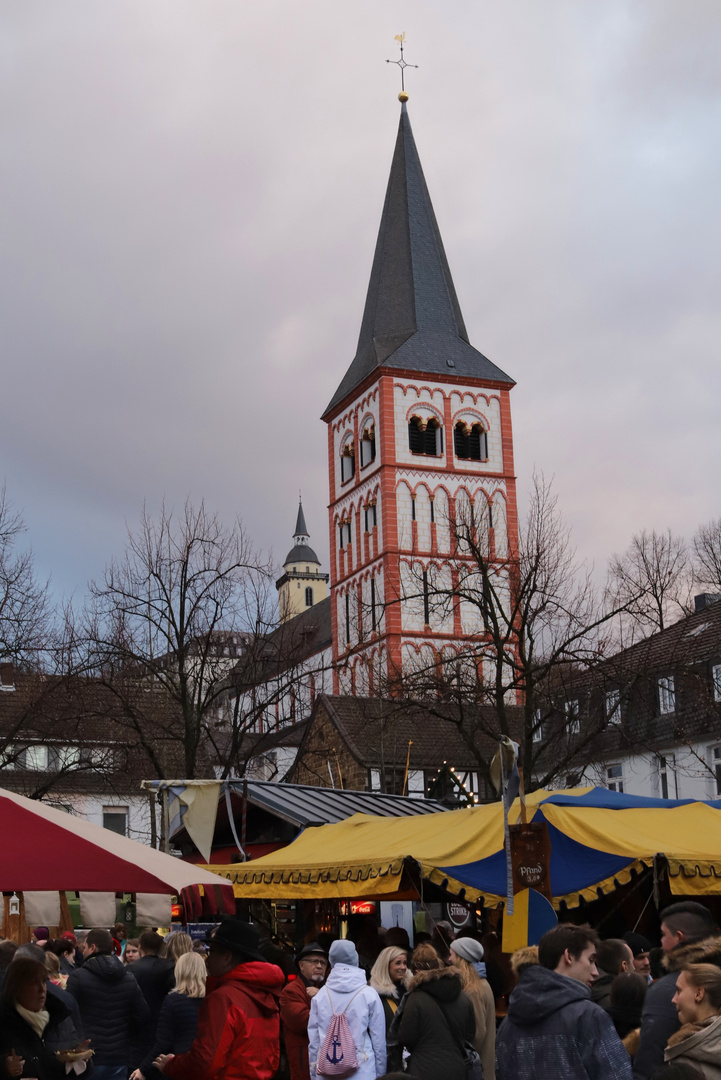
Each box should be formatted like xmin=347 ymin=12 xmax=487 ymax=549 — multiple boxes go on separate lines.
xmin=408 ymin=416 xmax=442 ymax=456
xmin=340 ymin=441 xmax=355 ymax=483
xmin=454 ymin=421 xmax=488 ymax=462
xmin=305 ymin=586 xmax=314 ymax=608
xmin=360 ymin=423 xmax=376 ymax=468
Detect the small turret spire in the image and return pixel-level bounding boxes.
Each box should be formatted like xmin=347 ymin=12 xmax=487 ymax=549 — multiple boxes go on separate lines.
xmin=294 ymin=496 xmax=309 ymax=542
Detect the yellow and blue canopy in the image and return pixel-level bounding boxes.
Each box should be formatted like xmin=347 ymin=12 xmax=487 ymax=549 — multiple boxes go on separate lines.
xmin=204 ymin=787 xmax=721 ymax=908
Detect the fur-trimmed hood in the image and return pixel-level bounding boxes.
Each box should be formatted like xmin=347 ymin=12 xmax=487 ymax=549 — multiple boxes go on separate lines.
xmin=663 ymin=935 xmax=721 ymax=973
xmin=407 ymin=965 xmax=463 ymax=1003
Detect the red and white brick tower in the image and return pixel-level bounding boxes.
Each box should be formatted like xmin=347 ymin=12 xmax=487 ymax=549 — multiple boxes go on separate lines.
xmin=322 ymin=102 xmax=518 ymax=694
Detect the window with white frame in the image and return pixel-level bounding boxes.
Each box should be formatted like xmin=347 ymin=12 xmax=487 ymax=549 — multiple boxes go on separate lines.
xmin=712 ymin=664 xmax=721 ymax=703
xmin=25 ymin=745 xmax=49 ymax=771
xmin=103 ymin=807 xmax=128 ymax=836
xmin=565 ymin=699 xmax=580 ymax=735
xmin=606 ymin=763 xmax=624 ymax=793
xmin=712 ymin=747 xmax=721 ymax=797
xmin=657 ymin=754 xmax=677 ymax=800
xmin=532 ymin=708 xmax=543 ymax=743
xmin=658 ymin=676 xmax=676 ymax=715
xmin=605 ymin=688 xmax=621 ymax=725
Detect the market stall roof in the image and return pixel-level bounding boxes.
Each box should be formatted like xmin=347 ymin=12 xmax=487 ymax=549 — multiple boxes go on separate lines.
xmin=205 ymin=787 xmax=721 ymax=907
xmin=231 ymin=780 xmax=448 ymax=826
xmin=0 ymin=785 xmax=235 ymax=894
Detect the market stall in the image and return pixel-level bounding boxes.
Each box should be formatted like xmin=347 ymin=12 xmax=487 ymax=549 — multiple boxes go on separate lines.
xmin=0 ymin=785 xmax=235 ymax=941
xmin=205 ymin=787 xmax=721 ymax=908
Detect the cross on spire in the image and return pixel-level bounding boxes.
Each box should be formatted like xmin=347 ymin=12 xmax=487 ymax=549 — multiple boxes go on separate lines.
xmin=386 ymin=32 xmax=418 ymax=99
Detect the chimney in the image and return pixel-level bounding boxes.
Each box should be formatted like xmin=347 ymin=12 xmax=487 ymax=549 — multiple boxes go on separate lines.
xmin=694 ymin=594 xmax=721 ymax=614
xmin=0 ymin=662 xmax=15 ymax=690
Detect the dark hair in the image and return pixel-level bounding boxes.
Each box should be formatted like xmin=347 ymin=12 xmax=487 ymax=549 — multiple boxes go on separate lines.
xmin=430 ymin=922 xmax=454 ymax=963
xmin=3 ymin=958 xmax=46 ymax=1005
xmin=139 ymin=930 xmax=165 ymax=956
xmin=660 ymin=902 xmax=716 ymax=944
xmin=0 ymin=940 xmax=18 ymax=971
xmin=596 ymin=938 xmax=633 ymax=976
xmin=649 ymin=1065 xmax=707 ymax=1080
xmin=47 ymin=937 xmax=74 ymax=958
xmin=608 ymin=972 xmax=647 ymax=1038
xmin=86 ymin=929 xmax=114 ymax=956
xmin=538 ymin=925 xmax=598 ymax=971
xmin=14 ymin=944 xmax=46 ymax=963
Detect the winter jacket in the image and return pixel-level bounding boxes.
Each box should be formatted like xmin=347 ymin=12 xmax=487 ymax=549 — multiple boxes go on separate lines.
xmin=164 ymin=960 xmax=284 ymax=1080
xmin=371 ymin=983 xmax=406 ymax=1034
xmin=129 ymin=955 xmax=176 ymax=1026
xmin=308 ymin=963 xmax=386 ymax=1080
xmin=633 ymin=934 xmax=721 ymax=1079
xmin=465 ymin=977 xmax=496 ymax=1080
xmin=590 ymin=970 xmax=614 ymax=1011
xmin=138 ymin=992 xmax=202 ymax=1078
xmin=280 ymin=976 xmax=317 ymax=1080
xmin=66 ymin=951 xmax=151 ymax=1066
xmin=0 ymin=990 xmax=89 ymax=1080
xmin=664 ymin=1013 xmax=721 ymax=1080
xmin=391 ymin=967 xmax=475 ymax=1080
xmin=495 ymin=964 xmax=632 ymax=1080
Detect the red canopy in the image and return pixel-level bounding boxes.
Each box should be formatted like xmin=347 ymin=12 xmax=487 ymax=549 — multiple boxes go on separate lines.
xmin=0 ymin=785 xmax=233 ymax=895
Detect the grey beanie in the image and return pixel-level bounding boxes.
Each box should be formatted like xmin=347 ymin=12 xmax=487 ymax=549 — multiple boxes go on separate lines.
xmin=450 ymin=937 xmax=484 ymax=963
xmin=328 ymin=939 xmax=359 ymax=967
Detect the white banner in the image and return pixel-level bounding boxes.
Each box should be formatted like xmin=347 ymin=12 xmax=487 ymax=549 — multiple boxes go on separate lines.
xmin=23 ymin=891 xmax=61 ymax=927
xmin=136 ymin=893 xmax=172 ymax=927
xmin=79 ymin=892 xmax=116 ymax=928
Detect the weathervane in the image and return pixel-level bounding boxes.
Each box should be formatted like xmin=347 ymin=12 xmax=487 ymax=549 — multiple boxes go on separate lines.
xmin=386 ymin=33 xmax=418 ymax=101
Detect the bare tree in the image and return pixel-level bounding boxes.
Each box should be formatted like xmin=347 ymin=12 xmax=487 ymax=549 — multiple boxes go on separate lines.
xmin=0 ymin=484 xmax=51 ymax=668
xmin=692 ymin=518 xmax=721 ymax=593
xmin=386 ymin=475 xmax=638 ymax=792
xmin=86 ymin=499 xmax=327 ymax=780
xmin=607 ymin=528 xmax=692 ymax=637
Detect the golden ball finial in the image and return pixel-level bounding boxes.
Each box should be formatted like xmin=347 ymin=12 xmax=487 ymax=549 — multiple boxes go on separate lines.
xmin=398 ymin=91 xmax=409 ymax=103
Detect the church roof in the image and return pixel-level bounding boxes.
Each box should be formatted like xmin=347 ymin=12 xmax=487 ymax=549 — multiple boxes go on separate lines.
xmin=294 ymin=500 xmax=308 ymax=538
xmin=323 ymin=103 xmax=514 ymax=418
xmin=284 ymin=498 xmax=319 ymax=565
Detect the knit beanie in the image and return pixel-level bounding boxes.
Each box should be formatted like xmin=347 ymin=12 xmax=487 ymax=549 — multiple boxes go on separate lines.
xmin=328 ymin=939 xmax=359 ymax=967
xmin=450 ymin=937 xmax=484 ymax=964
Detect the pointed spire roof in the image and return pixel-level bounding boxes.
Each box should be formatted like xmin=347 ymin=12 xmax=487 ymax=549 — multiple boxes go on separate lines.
xmin=323 ymin=104 xmax=513 ymax=418
xmin=284 ymin=497 xmax=319 ymax=566
xmin=294 ymin=498 xmax=308 ymax=540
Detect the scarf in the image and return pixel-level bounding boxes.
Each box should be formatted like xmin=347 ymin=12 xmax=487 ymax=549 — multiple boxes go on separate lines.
xmin=472 ymin=960 xmax=488 ymax=979
xmin=667 ymin=1014 xmax=719 ymax=1048
xmin=16 ymin=1003 xmax=50 ymax=1038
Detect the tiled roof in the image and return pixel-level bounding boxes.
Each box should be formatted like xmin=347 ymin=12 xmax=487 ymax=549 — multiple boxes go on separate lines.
xmin=229 ymin=596 xmax=331 ymax=688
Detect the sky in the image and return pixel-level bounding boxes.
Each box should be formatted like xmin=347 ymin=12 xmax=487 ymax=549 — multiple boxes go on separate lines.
xmin=2 ymin=1 xmax=720 ymax=604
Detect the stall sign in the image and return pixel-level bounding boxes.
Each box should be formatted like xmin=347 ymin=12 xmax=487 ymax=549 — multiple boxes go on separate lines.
xmin=349 ymin=901 xmax=377 ymax=916
xmin=447 ymin=902 xmax=471 ymax=928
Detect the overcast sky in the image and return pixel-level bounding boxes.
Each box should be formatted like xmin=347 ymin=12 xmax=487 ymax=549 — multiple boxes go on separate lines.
xmin=2 ymin=1 xmax=720 ymax=604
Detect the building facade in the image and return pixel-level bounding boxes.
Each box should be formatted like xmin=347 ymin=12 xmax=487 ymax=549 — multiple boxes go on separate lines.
xmin=322 ymin=102 xmax=519 ymax=695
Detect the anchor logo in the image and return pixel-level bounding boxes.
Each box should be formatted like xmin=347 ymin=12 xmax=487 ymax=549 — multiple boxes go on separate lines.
xmin=327 ymin=1037 xmax=344 ymax=1066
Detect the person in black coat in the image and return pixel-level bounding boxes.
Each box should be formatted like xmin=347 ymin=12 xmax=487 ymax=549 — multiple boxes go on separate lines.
xmin=67 ymin=928 xmax=150 ymax=1077
xmin=0 ymin=957 xmax=92 ymax=1080
xmin=389 ymin=942 xmax=475 ymax=1080
xmin=129 ymin=952 xmax=206 ymax=1080
xmin=128 ymin=932 xmax=175 ymax=1028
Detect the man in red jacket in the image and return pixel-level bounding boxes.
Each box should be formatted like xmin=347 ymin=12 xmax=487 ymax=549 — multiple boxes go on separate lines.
xmin=154 ymin=919 xmax=284 ymax=1080
xmin=280 ymin=943 xmax=329 ymax=1080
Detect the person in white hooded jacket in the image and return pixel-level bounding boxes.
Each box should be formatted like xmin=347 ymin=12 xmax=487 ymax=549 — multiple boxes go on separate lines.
xmin=308 ymin=940 xmax=387 ymax=1080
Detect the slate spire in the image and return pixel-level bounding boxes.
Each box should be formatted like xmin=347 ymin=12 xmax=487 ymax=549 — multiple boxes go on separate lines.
xmin=323 ymin=103 xmax=513 ymax=418
xmin=294 ymin=497 xmax=309 ymax=541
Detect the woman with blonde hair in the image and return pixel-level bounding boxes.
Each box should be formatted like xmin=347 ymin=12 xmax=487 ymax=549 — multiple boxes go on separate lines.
xmin=449 ymin=938 xmax=495 ymax=1080
xmin=665 ymin=963 xmax=721 ymax=1079
xmin=162 ymin=932 xmax=193 ymax=963
xmin=130 ymin=951 xmax=206 ymax=1080
xmin=370 ymin=946 xmax=411 ymax=1032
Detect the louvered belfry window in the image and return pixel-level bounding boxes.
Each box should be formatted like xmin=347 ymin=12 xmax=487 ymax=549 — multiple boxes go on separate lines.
xmin=340 ymin=442 xmax=355 ymax=482
xmin=454 ymin=421 xmax=488 ymax=461
xmin=360 ymin=426 xmax=376 ymax=468
xmin=409 ymin=416 xmax=442 ymax=456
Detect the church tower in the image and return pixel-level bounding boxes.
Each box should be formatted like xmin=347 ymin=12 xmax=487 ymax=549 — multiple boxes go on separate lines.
xmin=322 ymin=101 xmax=519 ymax=694
xmin=276 ymin=499 xmax=329 ymax=623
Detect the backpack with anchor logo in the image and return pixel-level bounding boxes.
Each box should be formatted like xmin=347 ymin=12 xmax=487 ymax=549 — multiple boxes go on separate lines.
xmin=317 ymin=987 xmax=364 ymax=1078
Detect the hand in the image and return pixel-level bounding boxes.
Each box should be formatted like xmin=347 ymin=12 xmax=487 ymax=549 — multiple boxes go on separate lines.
xmin=5 ymin=1050 xmax=25 ymax=1078
xmin=153 ymin=1054 xmax=175 ymax=1074
xmin=306 ymin=986 xmax=320 ymax=999
xmin=129 ymin=1071 xmax=145 ymax=1080
xmin=56 ymin=1039 xmax=93 ymax=1064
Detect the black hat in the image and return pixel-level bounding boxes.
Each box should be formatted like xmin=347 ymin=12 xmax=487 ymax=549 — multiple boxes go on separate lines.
xmin=624 ymin=931 xmax=652 ymax=956
xmin=296 ymin=942 xmax=328 ymax=963
xmin=206 ymin=919 xmax=266 ymax=962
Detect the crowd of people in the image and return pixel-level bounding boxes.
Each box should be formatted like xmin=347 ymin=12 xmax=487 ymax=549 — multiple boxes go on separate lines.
xmin=0 ymin=899 xmax=719 ymax=1079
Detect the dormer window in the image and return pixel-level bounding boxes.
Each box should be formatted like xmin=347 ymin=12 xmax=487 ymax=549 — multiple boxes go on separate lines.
xmin=340 ymin=442 xmax=355 ymax=483
xmin=409 ymin=416 xmax=442 ymax=456
xmin=360 ymin=424 xmax=376 ymax=468
xmin=454 ymin=421 xmax=488 ymax=461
